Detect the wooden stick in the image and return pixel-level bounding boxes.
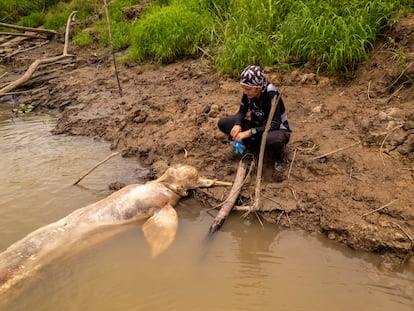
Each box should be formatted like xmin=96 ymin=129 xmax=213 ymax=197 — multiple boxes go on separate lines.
xmin=249 ymin=91 xmax=281 ymax=212
xmin=287 ymin=148 xmax=296 ymax=179
xmin=361 ymin=199 xmax=398 ymax=217
xmin=0 ymin=22 xmax=57 ymax=36
xmin=63 ymin=11 xmax=77 ymax=56
xmin=390 ymin=222 xmax=413 ymax=245
xmin=0 ymin=32 xmax=46 ymax=39
xmin=312 ymin=141 xmax=360 ymax=160
xmin=207 ymin=160 xmax=248 ymax=236
xmin=73 ymin=151 xmax=120 ymax=185
xmin=103 ymin=0 xmax=123 ymax=97
xmin=5 ymin=40 xmax=50 ymax=59
xmin=379 ymin=124 xmax=404 ymax=166
xmin=367 ymin=80 xmax=372 ymax=101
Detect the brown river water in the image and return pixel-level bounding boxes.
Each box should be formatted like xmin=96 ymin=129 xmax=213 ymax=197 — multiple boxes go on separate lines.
xmin=0 ymin=104 xmax=413 ymax=311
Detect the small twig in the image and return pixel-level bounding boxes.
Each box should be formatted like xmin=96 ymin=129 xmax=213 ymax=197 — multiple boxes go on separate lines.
xmin=5 ymin=40 xmax=50 ymax=58
xmin=312 ymin=141 xmax=360 ymax=160
xmin=386 ymin=63 xmax=412 ymax=92
xmin=385 ymin=84 xmax=405 ymax=104
xmin=367 ymin=80 xmax=372 ymax=101
xmin=361 ymin=199 xmax=398 ymax=217
xmin=379 ymin=124 xmax=404 ymax=166
xmin=73 ymin=151 xmax=120 ymax=185
xmin=262 ymin=193 xmax=282 ymax=206
xmin=0 ymin=72 xmax=8 ymax=80
xmin=287 ymin=148 xmax=296 ymax=179
xmin=288 ymin=186 xmax=298 ymax=200
xmin=285 ymin=212 xmax=291 ymax=226
xmin=389 ymin=222 xmax=414 ymax=247
xmin=253 ymin=211 xmax=264 ymax=229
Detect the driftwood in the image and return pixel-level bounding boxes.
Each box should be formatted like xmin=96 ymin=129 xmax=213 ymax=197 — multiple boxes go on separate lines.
xmin=0 ymin=165 xmax=231 ymax=300
xmin=0 ymin=22 xmax=57 ymax=37
xmin=0 ymin=32 xmax=46 ymax=39
xmin=312 ymin=141 xmax=360 ymax=160
xmin=207 ymin=160 xmax=248 ymax=236
xmin=0 ymin=11 xmax=77 ymax=96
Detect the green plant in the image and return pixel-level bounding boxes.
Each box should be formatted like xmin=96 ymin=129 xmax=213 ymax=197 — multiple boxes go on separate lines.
xmin=128 ymin=4 xmax=213 ymax=63
xmin=12 ymin=104 xmax=34 ymax=114
xmin=18 ymin=12 xmax=47 ymax=28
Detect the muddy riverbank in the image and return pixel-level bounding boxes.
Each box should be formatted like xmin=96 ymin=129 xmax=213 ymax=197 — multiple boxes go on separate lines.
xmin=1 ymin=15 xmax=413 ymax=268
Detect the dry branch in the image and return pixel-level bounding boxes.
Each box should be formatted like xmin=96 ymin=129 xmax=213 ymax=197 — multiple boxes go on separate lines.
xmin=312 ymin=141 xmax=360 ymax=160
xmin=0 ymin=11 xmax=77 ymax=96
xmin=207 ymin=160 xmax=248 ymax=236
xmin=0 ymin=32 xmax=46 ymax=39
xmin=361 ymin=199 xmax=398 ymax=217
xmin=287 ymin=148 xmax=297 ymax=179
xmin=74 ymin=151 xmax=120 ymax=185
xmin=0 ymin=22 xmax=57 ymax=36
xmin=5 ymin=40 xmax=50 ymax=59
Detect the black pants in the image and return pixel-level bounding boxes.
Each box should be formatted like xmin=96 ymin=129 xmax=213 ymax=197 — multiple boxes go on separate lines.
xmin=218 ymin=115 xmax=290 ymax=162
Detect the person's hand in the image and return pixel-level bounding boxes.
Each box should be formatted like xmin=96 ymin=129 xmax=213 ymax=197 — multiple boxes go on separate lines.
xmin=230 ymin=125 xmax=242 ymax=140
xmin=233 ymin=130 xmax=251 ymax=142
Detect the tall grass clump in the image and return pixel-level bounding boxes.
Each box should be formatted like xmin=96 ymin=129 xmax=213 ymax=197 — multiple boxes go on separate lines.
xmin=0 ymin=0 xmax=62 ymax=24
xmin=18 ymin=12 xmax=47 ymax=28
xmin=279 ymin=0 xmax=395 ymax=74
xmin=214 ymin=0 xmax=295 ymax=76
xmin=127 ymin=4 xmax=213 ymax=63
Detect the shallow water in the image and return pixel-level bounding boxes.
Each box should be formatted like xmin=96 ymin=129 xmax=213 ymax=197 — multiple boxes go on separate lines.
xmin=0 ymin=106 xmax=413 ymax=311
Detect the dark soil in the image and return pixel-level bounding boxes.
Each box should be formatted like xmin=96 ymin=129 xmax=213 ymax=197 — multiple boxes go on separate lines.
xmin=1 ymin=14 xmax=413 ymax=269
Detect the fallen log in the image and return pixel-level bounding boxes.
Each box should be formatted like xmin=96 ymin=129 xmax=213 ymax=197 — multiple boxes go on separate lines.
xmin=0 ymin=22 xmax=57 ymax=37
xmin=0 ymin=165 xmax=231 ymax=299
xmin=207 ymin=160 xmax=248 ymax=236
xmin=0 ymin=31 xmax=46 ymax=39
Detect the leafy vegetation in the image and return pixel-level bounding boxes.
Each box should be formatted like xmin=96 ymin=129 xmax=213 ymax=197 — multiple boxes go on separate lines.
xmin=0 ymin=0 xmax=412 ymax=77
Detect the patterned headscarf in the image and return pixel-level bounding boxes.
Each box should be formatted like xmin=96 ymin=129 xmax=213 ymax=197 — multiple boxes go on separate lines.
xmin=240 ymin=65 xmax=266 ymax=89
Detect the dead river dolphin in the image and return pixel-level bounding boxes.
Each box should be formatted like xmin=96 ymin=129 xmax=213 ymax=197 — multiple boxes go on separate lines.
xmin=0 ymin=165 xmax=230 ymax=297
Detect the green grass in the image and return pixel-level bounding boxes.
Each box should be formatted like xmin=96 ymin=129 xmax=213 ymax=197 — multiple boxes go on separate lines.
xmin=127 ymin=3 xmax=213 ymax=63
xmin=1 ymin=0 xmax=410 ymax=77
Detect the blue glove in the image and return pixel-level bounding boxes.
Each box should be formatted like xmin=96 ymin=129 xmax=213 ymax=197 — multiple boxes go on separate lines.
xmin=230 ymin=141 xmax=245 ymax=154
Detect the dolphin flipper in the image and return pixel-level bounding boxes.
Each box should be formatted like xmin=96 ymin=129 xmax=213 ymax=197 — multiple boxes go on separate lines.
xmin=142 ymin=204 xmax=178 ymax=257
